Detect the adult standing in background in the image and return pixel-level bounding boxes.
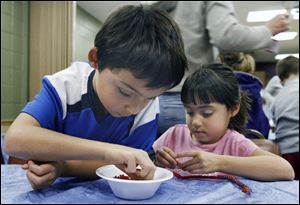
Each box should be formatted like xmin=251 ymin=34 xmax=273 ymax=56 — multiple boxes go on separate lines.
xmin=157 ymin=1 xmax=290 ymax=137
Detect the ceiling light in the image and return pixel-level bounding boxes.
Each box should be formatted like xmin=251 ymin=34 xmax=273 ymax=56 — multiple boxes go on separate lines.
xmin=291 ymin=8 xmax=299 ymax=20
xmin=275 ymin=53 xmax=299 ymax=60
xmin=140 ymin=1 xmax=158 ymax=5
xmin=272 ymin=32 xmax=298 ymax=41
xmin=247 ymin=9 xmax=287 ymax=22
xmin=247 ymin=8 xmax=299 ymax=22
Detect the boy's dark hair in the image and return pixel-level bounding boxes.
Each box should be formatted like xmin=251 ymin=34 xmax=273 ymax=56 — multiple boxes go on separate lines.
xmin=94 ymin=5 xmax=187 ymax=89
xmin=181 ymin=63 xmax=251 ymax=135
xmin=276 ymin=56 xmax=299 ymax=81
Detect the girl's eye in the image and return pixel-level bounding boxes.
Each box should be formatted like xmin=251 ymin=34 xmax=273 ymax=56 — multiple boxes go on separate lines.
xmin=202 ymin=111 xmax=213 ymax=117
xmin=119 ymin=88 xmax=132 ymax=97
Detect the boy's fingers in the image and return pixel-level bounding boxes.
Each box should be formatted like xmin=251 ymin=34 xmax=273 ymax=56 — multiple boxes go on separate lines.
xmin=135 ymin=166 xmax=155 ymax=180
xmin=123 ymin=155 xmax=136 ymax=174
xmin=26 ymin=170 xmax=54 ymax=189
xmin=28 ymin=161 xmax=53 ymax=176
xmin=22 ymin=163 xmax=29 ymax=170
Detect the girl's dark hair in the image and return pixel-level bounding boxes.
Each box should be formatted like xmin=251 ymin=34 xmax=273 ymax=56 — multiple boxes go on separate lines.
xmin=181 ymin=64 xmax=251 ymax=134
xmin=94 ymin=5 xmax=187 ymax=89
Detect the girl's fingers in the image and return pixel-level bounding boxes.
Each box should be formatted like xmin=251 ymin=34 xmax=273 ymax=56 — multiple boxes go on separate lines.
xmin=176 ymin=151 xmax=198 ymax=158
xmin=157 ymin=148 xmax=177 ymax=167
xmin=156 ymin=154 xmax=176 ymax=168
xmin=180 ymin=161 xmax=201 ymax=172
xmin=161 ymin=147 xmax=177 ymax=158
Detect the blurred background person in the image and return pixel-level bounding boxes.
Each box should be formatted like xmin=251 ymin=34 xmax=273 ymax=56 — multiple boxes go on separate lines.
xmin=271 ymin=56 xmax=299 ymax=179
xmin=262 ymin=75 xmax=283 ymax=121
xmin=157 ymin=1 xmax=290 ymax=138
xmin=219 ymin=52 xmax=270 ymax=139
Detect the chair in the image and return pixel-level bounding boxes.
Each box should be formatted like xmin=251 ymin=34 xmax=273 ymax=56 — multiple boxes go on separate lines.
xmin=246 ymin=129 xmax=281 ymax=156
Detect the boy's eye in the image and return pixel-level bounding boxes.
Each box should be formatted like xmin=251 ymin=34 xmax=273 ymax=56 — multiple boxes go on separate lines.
xmin=119 ymin=88 xmax=132 ymax=97
xmin=186 ymin=112 xmax=193 ymax=116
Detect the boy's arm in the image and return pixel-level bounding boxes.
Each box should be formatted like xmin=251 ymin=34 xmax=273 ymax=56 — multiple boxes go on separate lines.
xmin=5 ymin=113 xmax=110 ymax=161
xmin=62 ymin=160 xmax=110 ymax=179
xmin=4 ymin=113 xmax=155 ymax=179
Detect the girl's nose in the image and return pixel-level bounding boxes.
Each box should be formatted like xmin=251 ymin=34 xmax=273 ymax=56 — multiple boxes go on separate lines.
xmin=192 ymin=114 xmax=203 ymax=128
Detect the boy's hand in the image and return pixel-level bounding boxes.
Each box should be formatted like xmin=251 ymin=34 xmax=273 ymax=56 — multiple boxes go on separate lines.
xmin=176 ymin=150 xmax=220 ymax=174
xmin=155 ymin=146 xmax=178 ymax=169
xmin=105 ymin=146 xmax=156 ymax=180
xmin=22 ymin=160 xmax=64 ymax=189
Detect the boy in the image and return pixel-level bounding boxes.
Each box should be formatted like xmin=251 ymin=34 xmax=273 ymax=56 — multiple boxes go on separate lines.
xmin=271 ymin=56 xmax=299 ymax=179
xmin=4 ymin=5 xmax=187 ymax=189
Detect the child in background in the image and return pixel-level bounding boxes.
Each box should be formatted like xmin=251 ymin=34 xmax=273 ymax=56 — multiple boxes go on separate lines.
xmin=262 ymin=75 xmax=283 ymax=121
xmin=4 ymin=5 xmax=187 ymax=189
xmin=271 ymin=56 xmax=299 ymax=179
xmin=153 ymin=64 xmax=294 ymax=181
xmin=219 ymin=52 xmax=270 ymax=139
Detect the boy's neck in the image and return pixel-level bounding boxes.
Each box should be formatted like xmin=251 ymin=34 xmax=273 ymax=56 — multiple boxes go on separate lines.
xmin=282 ymin=74 xmax=299 ymax=86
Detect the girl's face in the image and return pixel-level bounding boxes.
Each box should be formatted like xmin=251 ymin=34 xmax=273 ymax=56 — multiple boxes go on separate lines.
xmin=185 ymin=102 xmax=239 ymax=144
xmin=93 ymin=68 xmax=167 ymax=117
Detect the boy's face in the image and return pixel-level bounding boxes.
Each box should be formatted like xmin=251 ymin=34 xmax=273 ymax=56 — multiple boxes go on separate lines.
xmin=93 ymin=68 xmax=167 ymax=117
xmin=184 ymin=102 xmax=238 ymax=144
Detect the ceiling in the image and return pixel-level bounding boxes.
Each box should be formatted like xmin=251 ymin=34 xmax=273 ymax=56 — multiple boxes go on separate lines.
xmin=77 ymin=1 xmax=299 ymax=63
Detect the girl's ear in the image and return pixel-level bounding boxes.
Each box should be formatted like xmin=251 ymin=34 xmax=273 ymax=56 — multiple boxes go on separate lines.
xmin=230 ymin=104 xmax=240 ymax=117
xmin=88 ymin=47 xmax=98 ymax=69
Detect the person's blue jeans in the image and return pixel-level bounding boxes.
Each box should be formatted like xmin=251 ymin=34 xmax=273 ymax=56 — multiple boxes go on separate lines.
xmin=157 ymin=92 xmax=186 ymax=138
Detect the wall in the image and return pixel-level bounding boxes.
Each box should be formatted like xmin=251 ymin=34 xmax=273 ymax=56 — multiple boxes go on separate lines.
xmin=75 ymin=6 xmax=102 ymax=61
xmin=29 ymin=1 xmax=74 ymax=100
xmin=1 ymin=2 xmax=29 ymax=123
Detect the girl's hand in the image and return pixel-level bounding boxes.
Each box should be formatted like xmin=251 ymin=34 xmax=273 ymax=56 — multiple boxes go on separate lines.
xmin=22 ymin=160 xmax=64 ymax=189
xmin=155 ymin=146 xmax=178 ymax=169
xmin=176 ymin=150 xmax=220 ymax=174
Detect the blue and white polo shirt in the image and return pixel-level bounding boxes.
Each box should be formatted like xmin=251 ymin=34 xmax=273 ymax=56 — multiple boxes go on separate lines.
xmin=22 ymin=62 xmax=159 ymax=151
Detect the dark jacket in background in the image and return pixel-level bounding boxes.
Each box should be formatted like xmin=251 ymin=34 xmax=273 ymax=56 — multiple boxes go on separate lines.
xmin=234 ymin=71 xmax=270 ymax=138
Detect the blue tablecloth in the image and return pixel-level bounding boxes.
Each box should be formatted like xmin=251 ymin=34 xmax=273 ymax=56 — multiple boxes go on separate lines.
xmin=1 ymin=165 xmax=299 ymax=204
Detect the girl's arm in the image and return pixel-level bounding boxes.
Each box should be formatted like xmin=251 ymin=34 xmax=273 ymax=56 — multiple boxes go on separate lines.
xmin=217 ymin=149 xmax=295 ymax=181
xmin=177 ymin=149 xmax=294 ymax=181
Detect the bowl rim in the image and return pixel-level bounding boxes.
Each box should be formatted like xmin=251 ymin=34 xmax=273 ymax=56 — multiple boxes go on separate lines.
xmin=96 ymin=165 xmax=173 ymax=184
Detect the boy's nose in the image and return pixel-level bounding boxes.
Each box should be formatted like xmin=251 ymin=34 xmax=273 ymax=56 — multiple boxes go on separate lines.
xmin=125 ymin=100 xmax=148 ymax=115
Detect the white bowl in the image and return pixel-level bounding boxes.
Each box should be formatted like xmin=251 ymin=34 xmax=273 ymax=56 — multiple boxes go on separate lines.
xmin=96 ymin=165 xmax=173 ymax=200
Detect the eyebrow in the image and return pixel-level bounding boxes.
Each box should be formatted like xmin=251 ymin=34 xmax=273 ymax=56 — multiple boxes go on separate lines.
xmin=184 ymin=104 xmax=213 ymax=109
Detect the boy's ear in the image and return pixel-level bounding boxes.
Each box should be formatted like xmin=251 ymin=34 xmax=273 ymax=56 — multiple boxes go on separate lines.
xmin=230 ymin=104 xmax=240 ymax=117
xmin=88 ymin=47 xmax=98 ymax=69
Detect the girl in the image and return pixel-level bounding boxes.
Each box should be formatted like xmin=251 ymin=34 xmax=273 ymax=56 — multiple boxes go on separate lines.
xmin=153 ymin=64 xmax=294 ymax=181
